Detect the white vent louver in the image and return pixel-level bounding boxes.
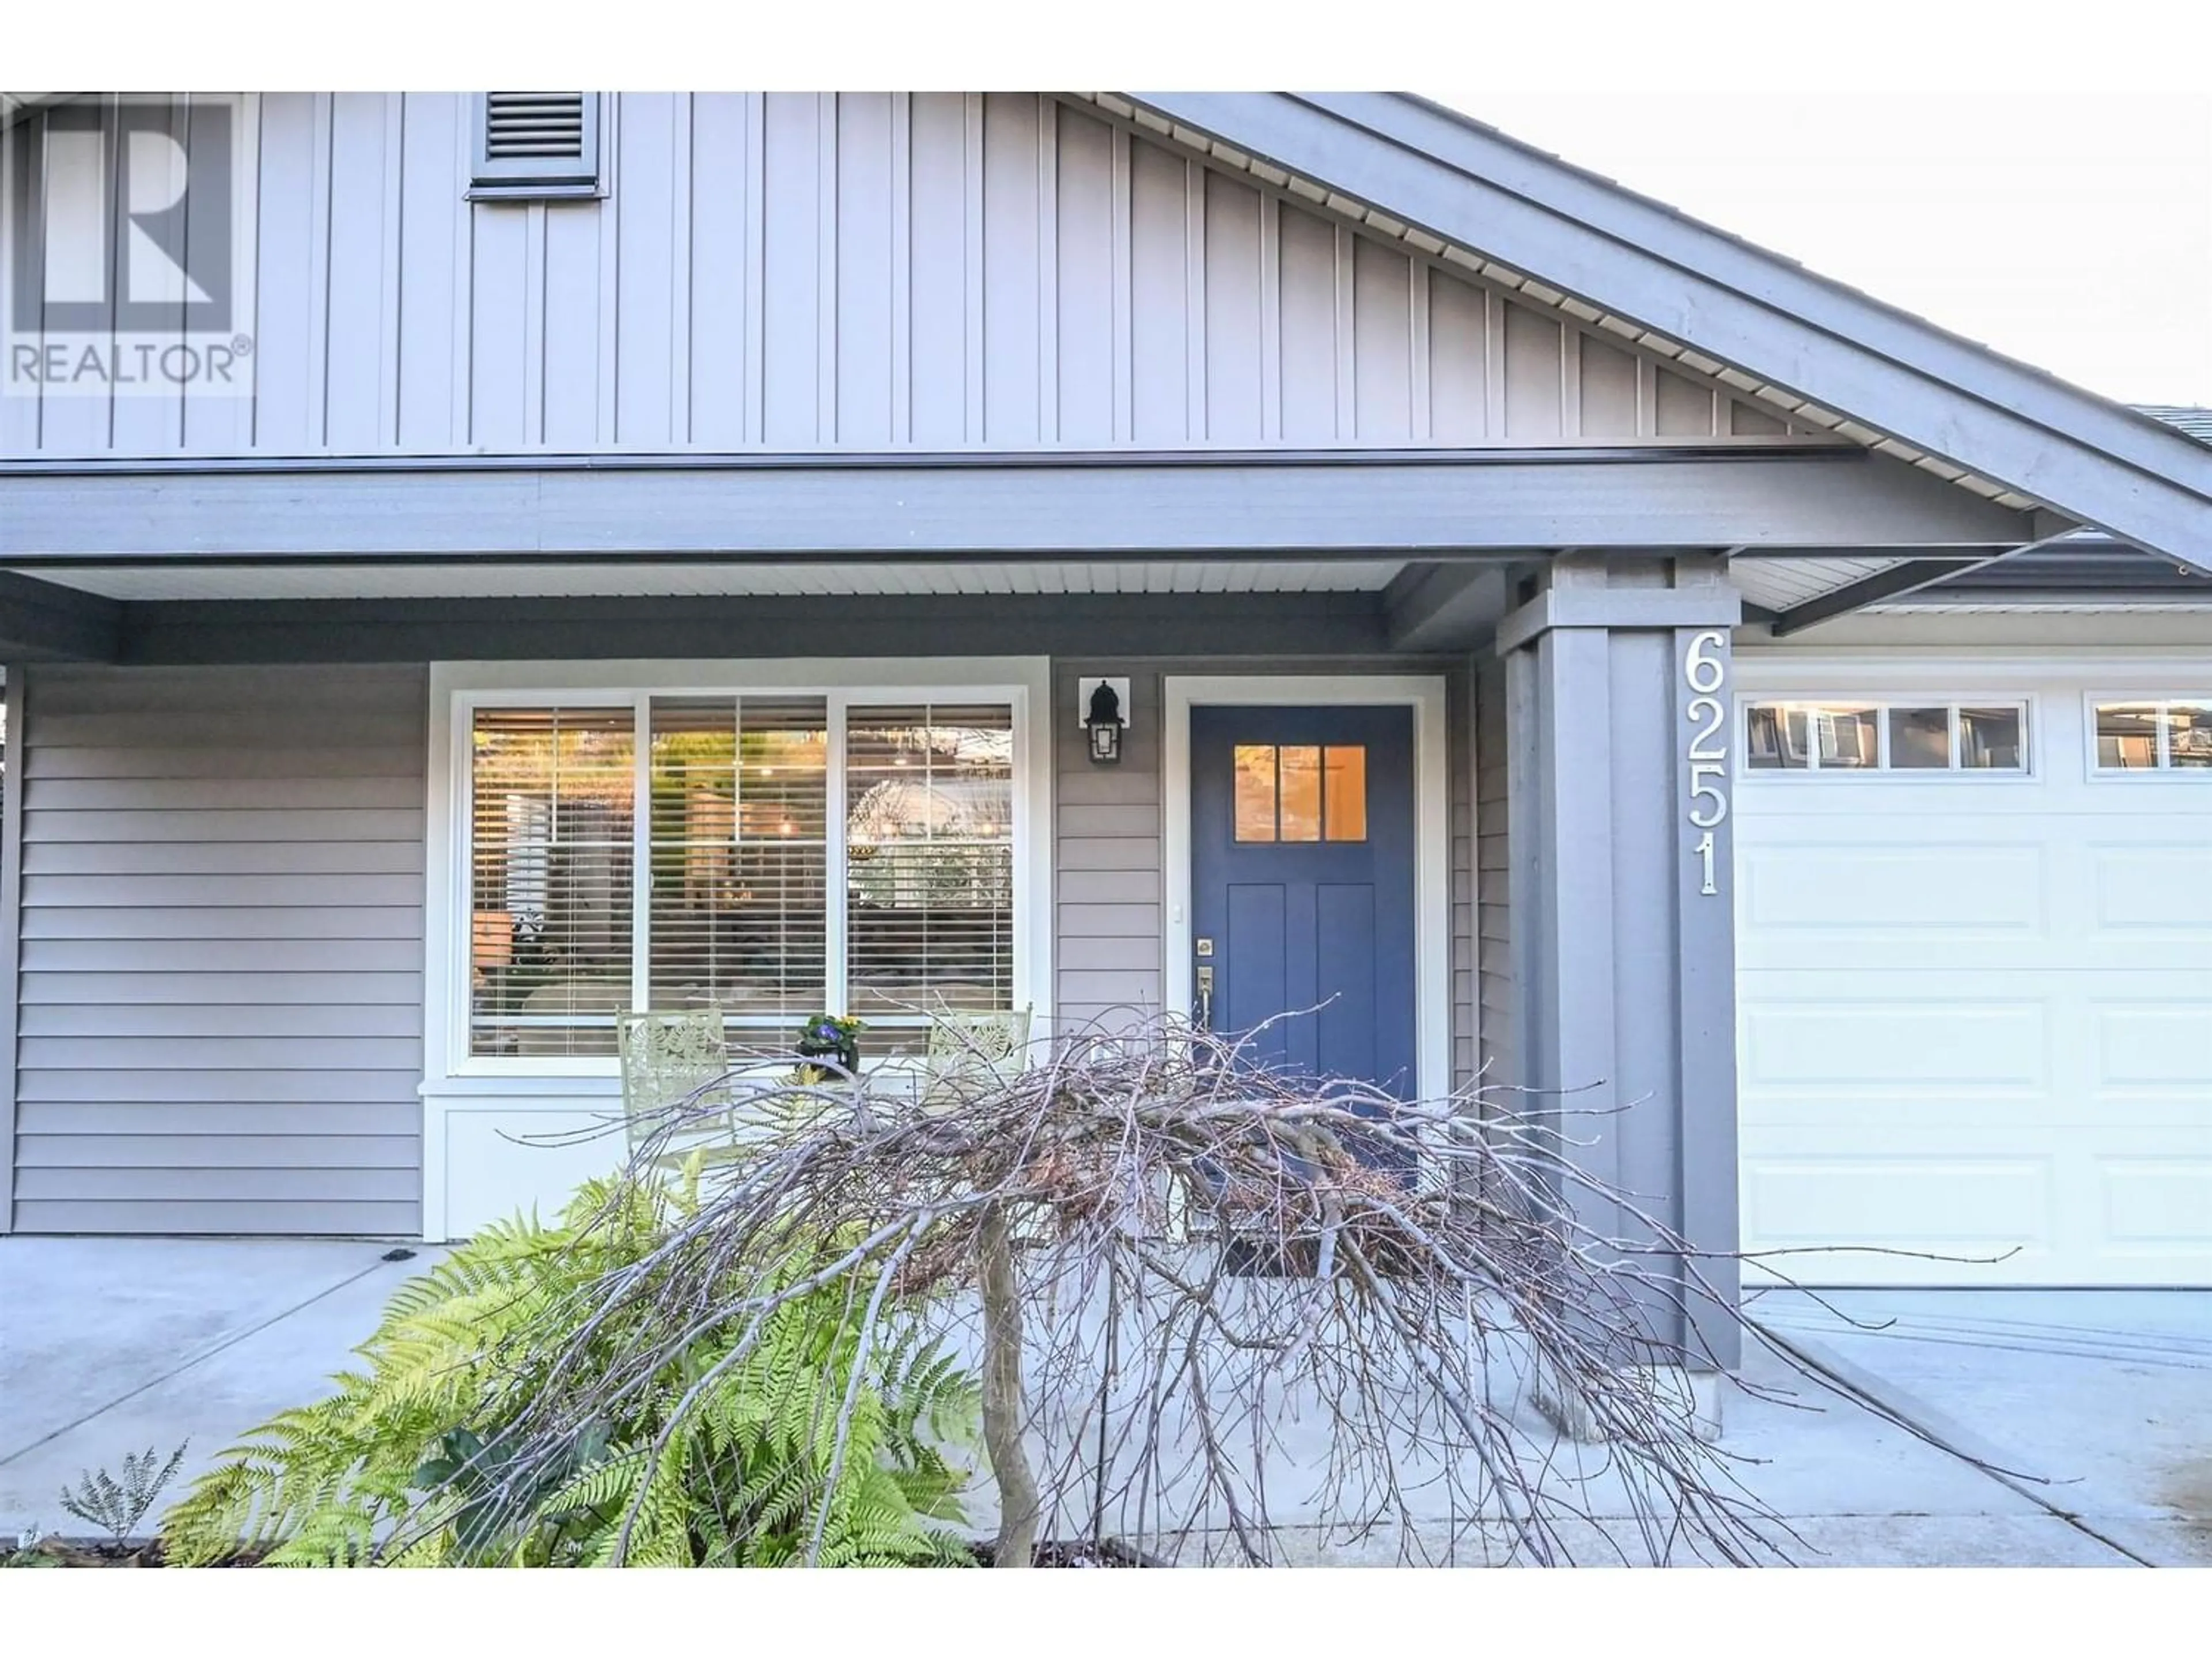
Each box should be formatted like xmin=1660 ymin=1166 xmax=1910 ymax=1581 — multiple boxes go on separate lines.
xmin=470 ymin=93 xmax=603 ymax=199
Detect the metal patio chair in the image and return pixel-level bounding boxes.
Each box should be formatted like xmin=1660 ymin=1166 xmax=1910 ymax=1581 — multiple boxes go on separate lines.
xmin=615 ymin=1007 xmax=744 ymax=1171
xmin=916 ymin=1004 xmax=1035 ymax=1116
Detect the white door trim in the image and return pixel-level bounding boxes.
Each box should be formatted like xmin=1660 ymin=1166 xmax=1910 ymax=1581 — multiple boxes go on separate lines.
xmin=1162 ymin=674 xmax=1452 ymax=1103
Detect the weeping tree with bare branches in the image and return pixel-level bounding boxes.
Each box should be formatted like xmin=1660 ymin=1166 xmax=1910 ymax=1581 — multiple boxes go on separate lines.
xmin=340 ymin=1010 xmax=1869 ymax=1569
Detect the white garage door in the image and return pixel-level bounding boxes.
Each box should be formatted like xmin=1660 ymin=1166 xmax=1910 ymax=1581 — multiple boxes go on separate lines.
xmin=1734 ymin=663 xmax=2212 ymax=1286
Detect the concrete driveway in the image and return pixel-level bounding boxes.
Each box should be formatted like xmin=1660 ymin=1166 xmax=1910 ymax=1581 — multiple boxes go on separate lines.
xmin=1744 ymin=1286 xmax=2212 ymax=1567
xmin=2 ymin=1237 xmax=2204 ymax=1565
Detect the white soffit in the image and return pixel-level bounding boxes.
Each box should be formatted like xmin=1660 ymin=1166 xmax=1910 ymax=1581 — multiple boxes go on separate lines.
xmin=1869 ymin=600 xmax=2212 ymax=615
xmin=24 ymin=559 xmax=1407 ymax=603
xmin=1727 ymin=556 xmax=1905 ymax=613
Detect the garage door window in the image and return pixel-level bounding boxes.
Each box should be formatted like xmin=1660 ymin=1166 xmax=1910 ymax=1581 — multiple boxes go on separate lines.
xmin=2093 ymin=700 xmax=2212 ymax=772
xmin=1745 ymin=701 xmax=2028 ymax=772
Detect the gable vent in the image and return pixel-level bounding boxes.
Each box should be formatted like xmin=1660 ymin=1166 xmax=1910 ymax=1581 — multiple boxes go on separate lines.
xmin=469 ymin=92 xmax=604 ymax=200
xmin=486 ymin=93 xmax=587 ymax=160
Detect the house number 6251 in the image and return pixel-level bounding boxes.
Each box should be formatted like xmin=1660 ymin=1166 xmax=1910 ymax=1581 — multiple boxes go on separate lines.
xmin=1684 ymin=630 xmax=1729 ymax=896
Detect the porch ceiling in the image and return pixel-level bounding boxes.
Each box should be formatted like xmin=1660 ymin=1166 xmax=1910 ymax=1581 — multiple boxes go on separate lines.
xmin=14 ymin=559 xmax=1406 ymax=604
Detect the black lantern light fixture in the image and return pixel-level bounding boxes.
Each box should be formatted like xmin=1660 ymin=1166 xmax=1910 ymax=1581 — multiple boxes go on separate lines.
xmin=1082 ymin=677 xmax=1127 ymax=765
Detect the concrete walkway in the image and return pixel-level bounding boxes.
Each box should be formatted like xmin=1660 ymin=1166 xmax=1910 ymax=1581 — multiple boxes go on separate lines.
xmin=1 ymin=1238 xmax=443 ymax=1536
xmin=2 ymin=1237 xmax=2203 ymax=1565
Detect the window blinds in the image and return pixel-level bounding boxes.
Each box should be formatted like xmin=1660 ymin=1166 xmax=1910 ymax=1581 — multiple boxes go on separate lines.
xmin=647 ymin=697 xmax=830 ymax=1025
xmin=844 ymin=703 xmax=1015 ymax=1021
xmin=465 ymin=695 xmax=1018 ymax=1057
xmin=468 ymin=706 xmax=635 ymax=1057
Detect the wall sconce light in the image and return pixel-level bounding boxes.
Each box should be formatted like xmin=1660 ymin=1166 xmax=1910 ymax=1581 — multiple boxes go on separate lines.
xmin=1079 ymin=676 xmax=1130 ymax=766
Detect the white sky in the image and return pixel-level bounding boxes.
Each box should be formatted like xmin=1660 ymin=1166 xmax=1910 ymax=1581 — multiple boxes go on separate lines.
xmin=1418 ymin=93 xmax=2212 ymax=410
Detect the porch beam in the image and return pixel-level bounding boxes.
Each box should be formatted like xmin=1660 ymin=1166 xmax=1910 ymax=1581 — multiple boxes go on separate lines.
xmin=0 ymin=570 xmax=122 ymax=661
xmin=116 ymin=590 xmax=1400 ymax=665
xmin=1384 ymin=562 xmax=1514 ymax=651
xmin=0 ymin=448 xmax=2032 ymax=563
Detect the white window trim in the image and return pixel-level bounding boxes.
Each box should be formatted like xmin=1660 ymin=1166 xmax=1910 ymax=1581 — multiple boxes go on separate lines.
xmin=2082 ymin=691 xmax=2212 ymax=778
xmin=1733 ymin=694 xmax=2038 ymax=781
xmin=423 ymin=658 xmax=1053 ymax=1087
xmin=1161 ymin=674 xmax=1451 ymax=1105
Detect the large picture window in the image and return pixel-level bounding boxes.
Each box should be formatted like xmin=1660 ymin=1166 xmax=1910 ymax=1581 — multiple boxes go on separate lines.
xmin=463 ymin=691 xmax=1024 ymax=1060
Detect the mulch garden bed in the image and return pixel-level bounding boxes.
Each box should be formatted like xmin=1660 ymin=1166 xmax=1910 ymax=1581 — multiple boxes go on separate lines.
xmin=14 ymin=1536 xmax=1161 ymax=1568
xmin=971 ymin=1537 xmax=1162 ymax=1567
xmin=6 ymin=1537 xmax=267 ymax=1568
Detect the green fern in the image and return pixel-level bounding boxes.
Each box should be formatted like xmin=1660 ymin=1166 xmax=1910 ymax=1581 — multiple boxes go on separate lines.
xmin=159 ymin=1177 xmax=977 ymax=1568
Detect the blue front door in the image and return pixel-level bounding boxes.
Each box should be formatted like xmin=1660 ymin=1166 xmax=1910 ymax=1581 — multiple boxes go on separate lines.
xmin=1189 ymin=704 xmax=1416 ymax=1097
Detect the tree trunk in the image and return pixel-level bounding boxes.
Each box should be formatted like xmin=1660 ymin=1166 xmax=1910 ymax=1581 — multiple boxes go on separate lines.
xmin=977 ymin=1201 xmax=1039 ymax=1567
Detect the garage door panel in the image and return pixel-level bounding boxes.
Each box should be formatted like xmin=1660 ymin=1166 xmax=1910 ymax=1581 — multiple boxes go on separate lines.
xmin=2095 ymin=1004 xmax=2212 ymax=1087
xmin=1740 ymin=842 xmax=2045 ymax=935
xmin=1741 ymin=1148 xmax=2053 ymax=1259
xmin=1743 ymin=1134 xmax=2212 ymax=1285
xmin=1740 ymin=998 xmax=2046 ymax=1090
xmin=2101 ymin=1157 xmax=2212 ymax=1251
xmin=2091 ymin=844 xmax=2212 ymax=934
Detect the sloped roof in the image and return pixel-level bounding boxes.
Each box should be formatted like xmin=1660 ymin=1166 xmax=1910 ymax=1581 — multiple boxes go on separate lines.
xmin=2138 ymin=405 xmax=2212 ymax=445
xmin=1106 ymin=93 xmax=2212 ymax=573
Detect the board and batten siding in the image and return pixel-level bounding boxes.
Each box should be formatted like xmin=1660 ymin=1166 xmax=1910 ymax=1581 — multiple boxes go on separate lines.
xmin=8 ymin=665 xmax=426 ymax=1234
xmin=3 ymin=93 xmax=1810 ymax=459
xmin=1051 ymin=660 xmax=1478 ymax=1089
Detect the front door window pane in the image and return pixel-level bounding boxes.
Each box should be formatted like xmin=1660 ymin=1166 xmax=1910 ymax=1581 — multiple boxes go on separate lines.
xmin=2097 ymin=703 xmax=2160 ymax=769
xmin=1233 ymin=745 xmax=1278 ymax=842
xmin=1958 ymin=706 xmax=2024 ymax=770
xmin=1888 ymin=707 xmax=1950 ymax=769
xmin=1278 ymin=747 xmax=1322 ymax=841
xmin=1323 ymin=745 xmax=1368 ymax=842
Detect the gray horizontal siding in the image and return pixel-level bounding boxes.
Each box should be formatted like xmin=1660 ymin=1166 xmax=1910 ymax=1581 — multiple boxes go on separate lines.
xmin=1054 ymin=666 xmax=1164 ymax=1035
xmin=9 ymin=664 xmax=426 ymax=1236
xmin=1475 ymin=656 xmax=1513 ymax=1092
xmin=10 ymin=1200 xmax=411 ymax=1233
xmin=5 ymin=93 xmax=1813 ymax=461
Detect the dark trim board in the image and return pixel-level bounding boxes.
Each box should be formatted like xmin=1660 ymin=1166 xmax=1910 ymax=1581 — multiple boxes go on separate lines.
xmin=0 ymin=448 xmax=2034 ymax=563
xmin=118 ymin=592 xmax=1398 ymax=665
xmin=0 ymin=667 xmax=21 ymax=1233
xmin=0 ymin=571 xmax=122 ymax=661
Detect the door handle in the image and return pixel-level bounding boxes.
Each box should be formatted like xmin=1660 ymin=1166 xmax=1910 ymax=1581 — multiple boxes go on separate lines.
xmin=1195 ymin=964 xmax=1214 ymax=1031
